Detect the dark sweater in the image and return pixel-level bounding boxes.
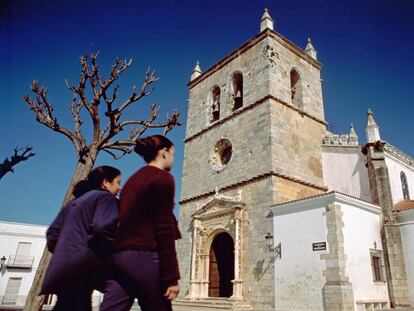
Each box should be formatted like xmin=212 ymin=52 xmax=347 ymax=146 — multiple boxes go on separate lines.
xmin=41 ymin=189 xmax=119 ymax=294
xmin=113 ymin=165 xmax=181 ymax=286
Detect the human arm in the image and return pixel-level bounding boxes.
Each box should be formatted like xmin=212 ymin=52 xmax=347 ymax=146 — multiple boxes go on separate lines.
xmin=46 ymin=207 xmax=67 ymax=253
xmin=151 ymin=174 xmax=181 ymax=287
xmin=164 ymin=284 xmax=180 ymax=301
xmin=88 ymin=192 xmax=119 ymax=258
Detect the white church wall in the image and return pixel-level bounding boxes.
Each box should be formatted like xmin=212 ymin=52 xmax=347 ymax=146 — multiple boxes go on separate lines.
xmin=321 ymin=146 xmax=371 ymax=202
xmin=340 ymin=202 xmax=389 ymax=305
xmin=397 ymin=209 xmax=414 ymax=305
xmin=272 ymin=205 xmax=327 ymax=310
xmin=271 ymin=193 xmax=389 ymax=310
xmin=384 ymin=152 xmax=414 ymax=203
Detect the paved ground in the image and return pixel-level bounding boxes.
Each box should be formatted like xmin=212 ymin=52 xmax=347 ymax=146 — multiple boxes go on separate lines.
xmin=1 ymin=306 xmax=414 ymax=311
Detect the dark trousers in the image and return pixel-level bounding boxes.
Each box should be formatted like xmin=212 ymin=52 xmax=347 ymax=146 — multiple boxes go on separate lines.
xmin=100 ymin=250 xmax=172 ymax=311
xmin=52 ymin=289 xmax=93 ymax=311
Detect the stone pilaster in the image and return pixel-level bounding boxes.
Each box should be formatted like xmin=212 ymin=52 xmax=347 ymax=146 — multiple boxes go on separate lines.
xmin=322 ymin=203 xmax=355 ymax=311
xmin=363 ymin=141 xmax=411 ymax=308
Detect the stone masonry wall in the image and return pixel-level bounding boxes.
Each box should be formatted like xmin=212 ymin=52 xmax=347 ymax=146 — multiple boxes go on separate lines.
xmin=177 ymin=178 xmax=277 ymax=310
xmin=181 ymin=100 xmax=272 ymax=201
xmin=270 ymin=98 xmax=326 ymax=188
xmin=185 ymin=36 xmax=271 ymax=139
xmin=267 ymin=34 xmax=325 ymax=122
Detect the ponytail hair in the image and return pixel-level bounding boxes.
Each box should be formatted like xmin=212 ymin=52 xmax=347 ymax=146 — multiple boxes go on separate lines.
xmin=72 ymin=165 xmax=121 ymax=198
xmin=134 ymin=135 xmax=174 ymax=163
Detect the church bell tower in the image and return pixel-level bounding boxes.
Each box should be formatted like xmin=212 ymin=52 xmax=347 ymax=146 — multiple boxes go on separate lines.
xmin=176 ymin=9 xmax=327 ymax=310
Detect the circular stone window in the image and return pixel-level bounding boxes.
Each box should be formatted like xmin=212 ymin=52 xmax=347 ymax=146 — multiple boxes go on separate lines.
xmin=209 ymin=138 xmax=233 ymax=172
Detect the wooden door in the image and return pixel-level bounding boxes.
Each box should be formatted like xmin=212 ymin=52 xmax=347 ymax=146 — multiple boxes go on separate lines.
xmin=208 ymin=233 xmax=234 ymax=297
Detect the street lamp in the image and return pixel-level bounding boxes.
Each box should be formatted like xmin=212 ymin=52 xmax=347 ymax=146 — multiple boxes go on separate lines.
xmin=265 ymin=233 xmax=281 ymax=259
xmin=0 ymin=256 xmax=6 ymax=269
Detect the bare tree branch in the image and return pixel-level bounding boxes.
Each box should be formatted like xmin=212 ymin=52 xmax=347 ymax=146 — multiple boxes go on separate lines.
xmin=0 ymin=146 xmax=35 ymax=180
xmin=68 ymin=94 xmax=86 ymax=147
xmin=118 ymin=67 xmax=158 ymax=114
xmin=163 ymin=110 xmax=182 ymax=135
xmin=22 ymin=82 xmax=79 ymax=151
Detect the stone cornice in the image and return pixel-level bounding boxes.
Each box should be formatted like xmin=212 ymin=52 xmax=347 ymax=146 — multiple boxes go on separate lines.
xmin=0 ymin=232 xmax=46 ymax=239
xmin=188 ymin=29 xmax=322 ymax=89
xmin=184 ymin=95 xmax=327 ymax=143
xmin=179 ymin=171 xmax=327 ymax=205
xmin=271 ymin=191 xmax=381 ymax=216
xmin=384 ymin=143 xmax=414 ymax=168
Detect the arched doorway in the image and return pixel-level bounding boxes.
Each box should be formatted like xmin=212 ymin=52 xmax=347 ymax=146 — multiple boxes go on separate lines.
xmin=208 ymin=232 xmax=235 ymax=297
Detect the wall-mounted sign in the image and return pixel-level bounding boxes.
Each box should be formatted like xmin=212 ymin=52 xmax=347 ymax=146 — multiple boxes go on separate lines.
xmin=312 ymin=242 xmax=326 ymax=251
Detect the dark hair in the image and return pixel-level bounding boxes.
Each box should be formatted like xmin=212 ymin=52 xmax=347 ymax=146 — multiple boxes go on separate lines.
xmin=134 ymin=135 xmax=174 ymax=163
xmin=72 ymin=165 xmax=121 ymax=198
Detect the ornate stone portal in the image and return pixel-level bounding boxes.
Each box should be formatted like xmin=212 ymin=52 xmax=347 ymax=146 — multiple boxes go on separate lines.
xmin=186 ymin=189 xmax=245 ymax=301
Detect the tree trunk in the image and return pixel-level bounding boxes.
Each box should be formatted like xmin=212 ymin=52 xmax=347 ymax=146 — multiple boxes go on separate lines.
xmin=23 ymin=152 xmax=97 ymax=311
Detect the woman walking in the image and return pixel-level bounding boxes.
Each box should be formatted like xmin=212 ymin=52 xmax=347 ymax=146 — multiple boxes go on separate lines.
xmin=41 ymin=165 xmax=121 ymax=311
xmin=100 ymin=135 xmax=181 ymax=311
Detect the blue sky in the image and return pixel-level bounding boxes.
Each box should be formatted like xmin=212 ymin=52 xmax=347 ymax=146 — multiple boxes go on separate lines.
xmin=1 ymin=0 xmax=413 ymax=225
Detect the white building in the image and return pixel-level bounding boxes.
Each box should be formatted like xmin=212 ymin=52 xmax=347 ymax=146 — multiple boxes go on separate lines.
xmin=0 ymin=221 xmax=51 ymax=307
xmin=0 ymin=221 xmax=104 ymax=308
xmin=321 ymin=110 xmax=414 ymax=308
xmin=271 ymin=192 xmax=389 ymax=310
xmin=395 ymin=201 xmax=414 ymax=307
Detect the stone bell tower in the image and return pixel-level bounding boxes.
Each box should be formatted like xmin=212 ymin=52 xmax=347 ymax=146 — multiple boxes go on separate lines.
xmin=175 ymin=9 xmax=327 ymax=311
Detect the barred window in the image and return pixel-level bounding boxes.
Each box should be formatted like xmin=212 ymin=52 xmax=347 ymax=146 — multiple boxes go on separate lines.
xmin=370 ymin=250 xmax=385 ymax=282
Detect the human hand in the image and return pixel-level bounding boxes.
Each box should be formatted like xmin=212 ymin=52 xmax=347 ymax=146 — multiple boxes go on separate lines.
xmin=164 ymin=284 xmax=180 ymax=301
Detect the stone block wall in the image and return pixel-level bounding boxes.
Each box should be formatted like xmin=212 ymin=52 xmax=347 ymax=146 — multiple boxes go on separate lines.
xmin=177 ymin=177 xmax=277 ymax=310
xmin=270 ymin=97 xmax=326 ymax=188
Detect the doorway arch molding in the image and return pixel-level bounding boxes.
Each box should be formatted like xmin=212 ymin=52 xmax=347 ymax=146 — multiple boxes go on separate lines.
xmin=187 ymin=190 xmax=245 ymax=300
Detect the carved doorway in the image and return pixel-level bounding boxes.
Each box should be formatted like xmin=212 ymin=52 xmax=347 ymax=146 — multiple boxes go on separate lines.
xmin=208 ymin=232 xmax=234 ymax=298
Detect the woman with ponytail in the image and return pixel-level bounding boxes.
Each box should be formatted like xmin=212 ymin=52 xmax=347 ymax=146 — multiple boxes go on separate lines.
xmin=100 ymin=135 xmax=181 ymax=311
xmin=41 ymin=166 xmax=121 ymax=311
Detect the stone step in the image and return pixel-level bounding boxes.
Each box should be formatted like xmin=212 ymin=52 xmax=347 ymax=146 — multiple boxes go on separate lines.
xmin=173 ymin=298 xmax=253 ymax=311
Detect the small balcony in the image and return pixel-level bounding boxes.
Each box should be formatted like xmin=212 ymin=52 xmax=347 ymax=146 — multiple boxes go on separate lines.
xmin=6 ymin=255 xmax=34 ymax=269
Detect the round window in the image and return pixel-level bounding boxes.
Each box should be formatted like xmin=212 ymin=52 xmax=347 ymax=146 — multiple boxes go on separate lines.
xmin=209 ymin=138 xmax=233 ymax=172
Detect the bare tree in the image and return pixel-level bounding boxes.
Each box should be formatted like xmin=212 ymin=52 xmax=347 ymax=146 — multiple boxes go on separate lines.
xmin=0 ymin=146 xmax=35 ymax=180
xmin=21 ymin=51 xmax=181 ymax=310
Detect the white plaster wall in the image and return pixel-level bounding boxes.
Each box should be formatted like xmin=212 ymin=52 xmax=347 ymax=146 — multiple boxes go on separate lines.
xmin=273 ymin=206 xmax=327 ymax=310
xmin=397 ymin=209 xmax=414 ymax=305
xmin=384 ymin=154 xmax=414 ymax=204
xmin=321 ymin=146 xmax=371 ymax=202
xmin=0 ymin=221 xmax=105 ymax=307
xmin=341 ymin=203 xmax=389 ymax=304
xmin=0 ymin=221 xmax=47 ymax=306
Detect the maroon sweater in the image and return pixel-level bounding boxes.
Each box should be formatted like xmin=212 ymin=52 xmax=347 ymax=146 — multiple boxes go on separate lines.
xmin=113 ymin=165 xmax=181 ymax=286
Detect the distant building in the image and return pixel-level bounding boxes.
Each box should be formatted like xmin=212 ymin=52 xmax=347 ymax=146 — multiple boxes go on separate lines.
xmin=0 ymin=221 xmax=52 ymax=307
xmin=0 ymin=221 xmax=103 ymax=308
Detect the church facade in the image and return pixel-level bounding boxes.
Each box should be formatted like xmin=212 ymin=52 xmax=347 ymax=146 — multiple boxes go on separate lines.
xmin=175 ymin=9 xmax=413 ymax=311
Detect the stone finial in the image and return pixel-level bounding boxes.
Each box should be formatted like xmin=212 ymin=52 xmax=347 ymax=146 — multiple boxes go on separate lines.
xmin=349 ymin=123 xmax=357 ymax=138
xmin=305 ymin=37 xmax=318 ymax=60
xmin=365 ymin=108 xmax=381 ymax=143
xmin=260 ymin=8 xmax=274 ymax=32
xmin=190 ymin=60 xmax=202 ymax=81
xmin=348 ymin=123 xmax=359 ymax=145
